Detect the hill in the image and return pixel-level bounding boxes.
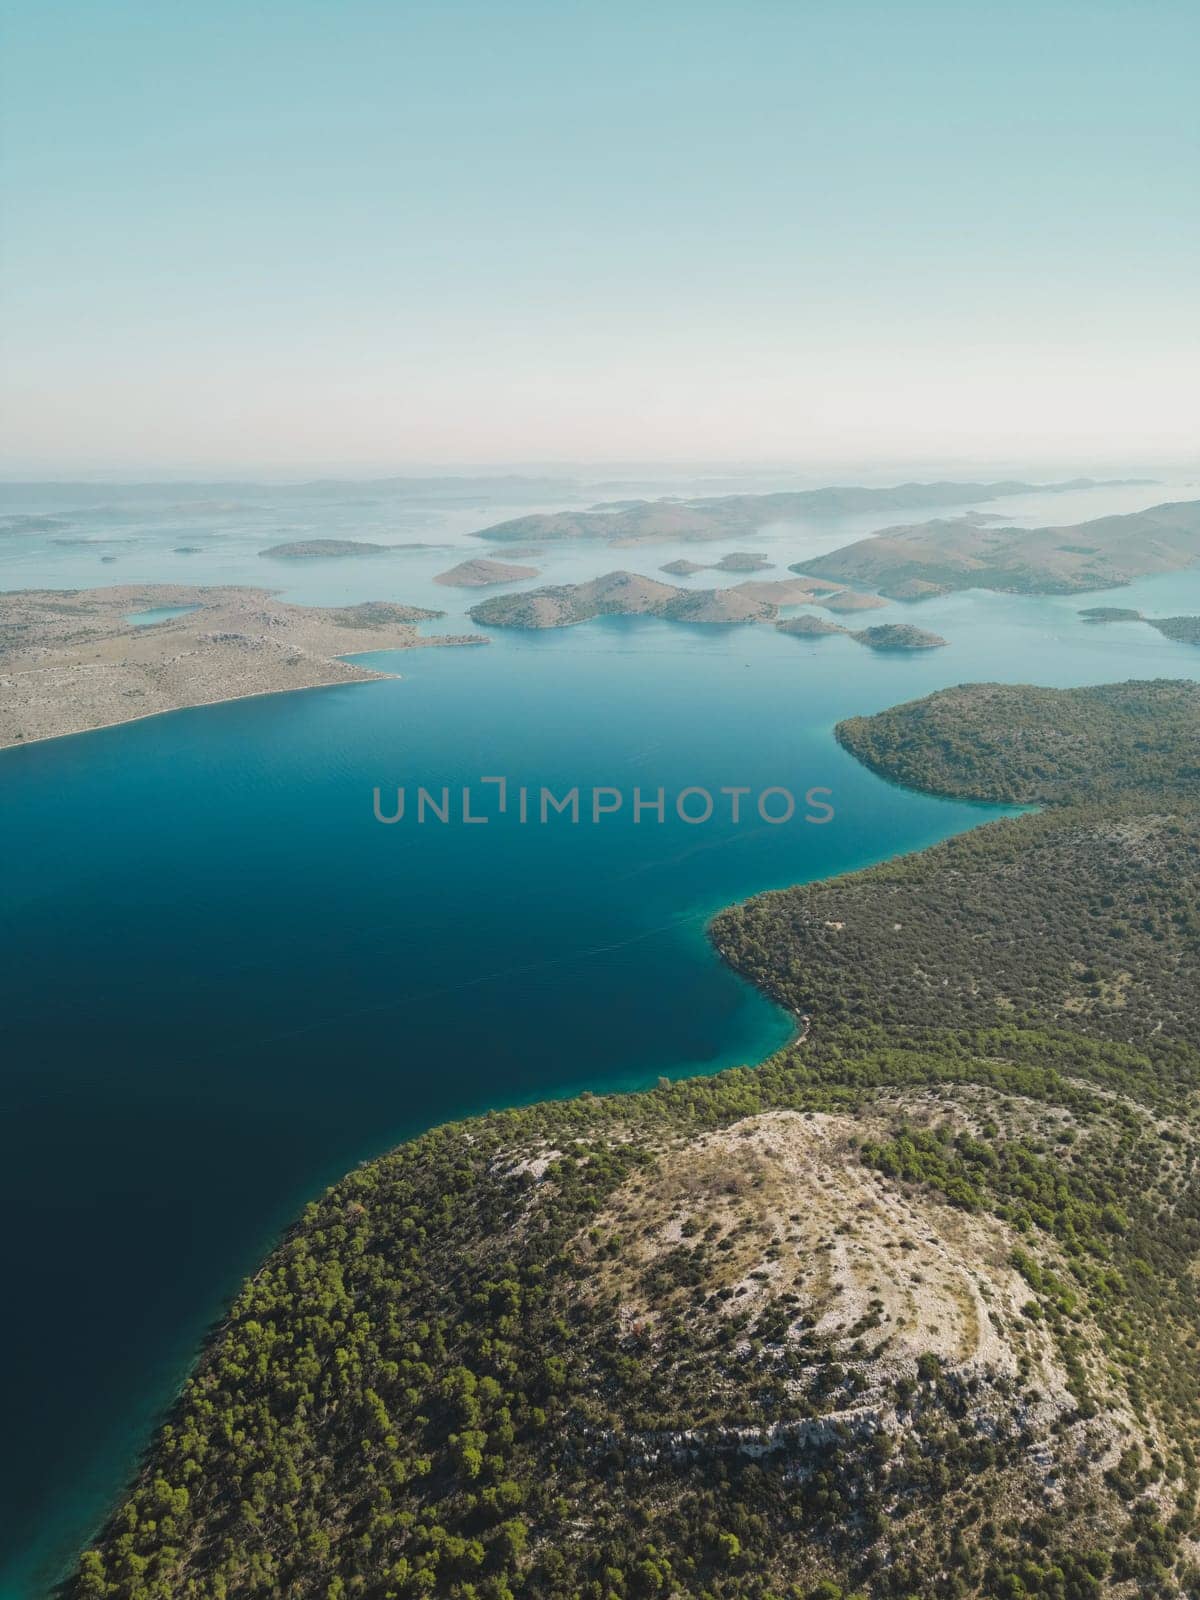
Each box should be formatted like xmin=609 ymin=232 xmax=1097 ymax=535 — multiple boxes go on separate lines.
xmin=848 ymin=624 xmax=946 ymax=651
xmin=434 ymin=558 xmax=541 ymax=588
xmin=775 ymin=614 xmax=845 ymax=637
xmin=467 ymin=571 xmax=826 ymax=629
xmin=68 ymin=679 xmax=1200 ymax=1600
xmin=794 ymin=501 xmax=1200 ymax=599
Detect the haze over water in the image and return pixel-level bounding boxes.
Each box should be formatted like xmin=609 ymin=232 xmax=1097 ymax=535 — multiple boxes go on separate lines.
xmin=3 ymin=472 xmax=1200 ymax=1595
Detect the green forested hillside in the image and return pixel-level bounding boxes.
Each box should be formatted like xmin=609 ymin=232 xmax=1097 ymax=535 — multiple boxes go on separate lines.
xmin=70 ymin=680 xmax=1200 ymax=1600
xmin=834 ymin=680 xmax=1200 ymax=804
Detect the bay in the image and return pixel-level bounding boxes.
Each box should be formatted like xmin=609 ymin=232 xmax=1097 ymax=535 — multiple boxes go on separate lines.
xmin=3 ymin=476 xmax=1200 ymax=1595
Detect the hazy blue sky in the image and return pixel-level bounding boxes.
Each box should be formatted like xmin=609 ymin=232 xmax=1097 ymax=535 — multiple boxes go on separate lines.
xmin=1 ymin=1 xmax=1196 ymax=474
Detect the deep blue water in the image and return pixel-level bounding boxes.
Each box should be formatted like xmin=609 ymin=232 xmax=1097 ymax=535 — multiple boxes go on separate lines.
xmin=3 ymin=477 xmax=1200 ymax=1595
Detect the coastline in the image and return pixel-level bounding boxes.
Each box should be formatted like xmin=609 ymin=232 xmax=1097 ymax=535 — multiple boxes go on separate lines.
xmin=31 ymin=770 xmax=1020 ymax=1597
xmin=0 ymin=589 xmax=1067 ymax=1599
xmin=0 ymin=638 xmax=484 ymax=756
xmin=0 ymin=583 xmax=487 ymax=752
xmin=20 ymin=935 xmax=798 ymax=1600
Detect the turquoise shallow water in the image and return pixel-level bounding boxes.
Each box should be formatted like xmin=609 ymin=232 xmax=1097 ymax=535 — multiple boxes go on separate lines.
xmin=3 ymin=478 xmax=1200 ymax=1595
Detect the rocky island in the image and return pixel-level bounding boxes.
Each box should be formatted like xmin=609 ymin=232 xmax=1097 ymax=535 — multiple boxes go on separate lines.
xmin=712 ymin=551 xmax=773 ymax=571
xmin=433 ymin=557 xmax=541 ymax=587
xmin=660 ymin=553 xmax=773 ymax=575
xmin=775 ymin=617 xmax=947 ymax=650
xmin=774 ymin=614 xmax=845 ymax=637
xmin=0 ymin=584 xmax=485 ymax=749
xmin=259 ymin=538 xmax=395 ymax=558
xmin=467 ymin=570 xmax=834 ymax=629
xmin=1079 ymin=606 xmax=1145 ymax=623
xmin=852 ymin=622 xmax=947 ymax=650
xmin=795 ymin=499 xmax=1200 ymax=599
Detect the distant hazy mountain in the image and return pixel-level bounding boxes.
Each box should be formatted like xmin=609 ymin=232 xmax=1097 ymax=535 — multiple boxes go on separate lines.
xmin=470 ymin=478 xmax=1150 ymax=546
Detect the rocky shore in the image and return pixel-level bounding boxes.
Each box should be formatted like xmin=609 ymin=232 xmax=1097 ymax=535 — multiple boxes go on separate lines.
xmin=0 ymin=583 xmax=486 ymax=749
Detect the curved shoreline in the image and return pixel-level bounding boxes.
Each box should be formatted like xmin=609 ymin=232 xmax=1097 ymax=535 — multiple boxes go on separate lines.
xmin=31 ymin=761 xmax=1018 ymax=1598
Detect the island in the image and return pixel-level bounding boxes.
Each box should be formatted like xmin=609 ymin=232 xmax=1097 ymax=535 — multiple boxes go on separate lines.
xmin=70 ymin=676 xmax=1200 ymax=1600
xmin=774 ymin=614 xmax=845 ymax=637
xmin=794 ymin=498 xmax=1200 ymax=599
xmin=851 ymin=622 xmax=947 ymax=651
xmin=467 ymin=570 xmax=834 ymax=629
xmin=660 ymin=552 xmax=773 ymax=575
xmin=469 ymin=477 xmax=1141 ymax=546
xmin=774 ymin=617 xmax=947 ymax=650
xmin=433 ymin=557 xmax=541 ymax=587
xmin=1078 ymin=606 xmax=1144 ymax=623
xmin=0 ymin=584 xmax=486 ymax=749
xmin=259 ymin=538 xmax=395 ymax=558
xmin=712 ymin=551 xmax=773 ymax=571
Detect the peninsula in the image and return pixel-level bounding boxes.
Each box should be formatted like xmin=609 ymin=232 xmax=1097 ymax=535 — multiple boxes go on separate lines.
xmin=71 ymin=677 xmax=1200 ymax=1600
xmin=0 ymin=584 xmax=485 ymax=749
xmin=795 ymin=498 xmax=1200 ymax=599
xmin=470 ymin=477 xmax=1147 ymax=546
xmin=1079 ymin=608 xmax=1200 ymax=646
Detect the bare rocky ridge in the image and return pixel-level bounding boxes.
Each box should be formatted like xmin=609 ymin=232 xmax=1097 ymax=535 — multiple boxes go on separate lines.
xmin=0 ymin=584 xmax=486 ymax=748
